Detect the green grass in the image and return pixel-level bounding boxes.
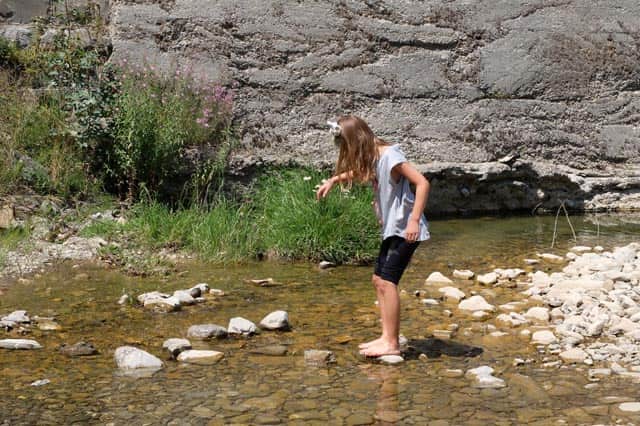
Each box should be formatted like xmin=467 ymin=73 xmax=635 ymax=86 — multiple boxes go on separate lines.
xmin=80 ymin=169 xmax=380 ymax=264
xmin=0 ymin=226 xmax=31 ymax=267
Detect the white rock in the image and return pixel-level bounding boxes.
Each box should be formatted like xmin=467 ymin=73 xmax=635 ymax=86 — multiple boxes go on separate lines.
xmin=593 ymin=246 xmax=604 ymax=252
xmin=209 ymin=289 xmax=225 ymax=296
xmin=117 ymin=294 xmax=131 ymax=305
xmin=259 ymin=310 xmax=290 ymax=330
xmin=458 ymin=295 xmax=495 ymax=312
xmin=471 ymin=311 xmax=490 ymax=320
xmin=465 ymin=366 xmax=506 ymax=388
xmin=193 ymin=283 xmax=210 ymax=293
xmin=425 ymin=272 xmax=453 ymax=285
xmin=570 ymin=246 xmax=592 ymax=253
xmin=619 ymin=402 xmax=640 ymax=413
xmin=524 ymin=258 xmax=540 ymax=265
xmin=453 ymin=269 xmax=474 ymax=280
xmin=173 ymin=290 xmax=196 ymax=305
xmin=378 ymin=355 xmax=404 ymax=365
xmin=421 ymin=298 xmax=439 ymax=306
xmin=137 ymin=291 xmax=170 ymax=304
xmin=177 ymin=350 xmax=224 ymax=365
xmin=143 ymin=296 xmax=181 ymax=313
xmin=114 ymin=346 xmax=163 ymax=370
xmin=559 ymin=347 xmax=588 ymax=363
xmin=162 ymin=338 xmax=191 ymax=358
xmin=30 ymin=379 xmax=50 ymax=387
xmin=538 ymin=253 xmax=564 ymax=262
xmin=530 ymin=330 xmax=557 ymax=345
xmin=228 ymin=317 xmax=257 ymax=335
xmin=477 ymin=272 xmax=498 ymax=285
xmin=1 ymin=310 xmax=30 ymax=323
xmin=524 ymin=307 xmax=550 ymax=322
xmin=566 ymin=252 xmax=578 ymax=260
xmin=187 ymin=324 xmax=228 ymax=339
xmin=438 ymin=286 xmax=466 ymax=302
xmin=0 ymin=339 xmax=42 ymax=350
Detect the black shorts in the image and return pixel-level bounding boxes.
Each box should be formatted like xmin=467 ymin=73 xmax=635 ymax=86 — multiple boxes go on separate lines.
xmin=374 ymin=236 xmax=420 ymax=285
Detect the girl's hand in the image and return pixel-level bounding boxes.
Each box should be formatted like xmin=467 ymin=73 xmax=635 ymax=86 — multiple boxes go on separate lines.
xmin=316 ymin=179 xmax=335 ymax=200
xmin=405 ymin=218 xmax=420 ymax=243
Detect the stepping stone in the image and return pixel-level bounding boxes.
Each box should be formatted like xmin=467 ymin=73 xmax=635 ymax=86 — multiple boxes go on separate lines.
xmin=0 ymin=339 xmax=42 ymax=350
xmin=177 ymin=350 xmax=224 ymax=365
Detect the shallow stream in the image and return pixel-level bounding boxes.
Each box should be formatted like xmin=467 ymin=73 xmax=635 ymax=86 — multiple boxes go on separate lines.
xmin=2 ymin=214 xmax=640 ymax=425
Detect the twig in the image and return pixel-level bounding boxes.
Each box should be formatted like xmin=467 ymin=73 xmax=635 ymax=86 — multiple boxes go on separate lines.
xmin=551 ymin=202 xmax=562 ymax=249
xmin=560 ymin=202 xmax=577 ymax=243
xmin=551 ymin=200 xmax=577 ymax=249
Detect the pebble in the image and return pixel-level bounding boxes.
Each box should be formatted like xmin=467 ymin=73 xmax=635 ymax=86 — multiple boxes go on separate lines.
xmin=228 ymin=317 xmax=257 ymax=336
xmin=524 ymin=258 xmax=539 ymax=265
xmin=172 ymin=290 xmax=196 ymax=305
xmin=425 ymin=272 xmax=453 ymax=285
xmin=30 ymin=379 xmax=50 ymax=387
xmin=458 ymin=295 xmax=495 ymax=312
xmin=524 ymin=307 xmax=550 ymax=322
xmin=250 ymin=345 xmax=288 ymax=356
xmin=304 ymin=350 xmax=336 ymax=366
xmin=559 ymin=347 xmax=588 ymax=363
xmin=117 ymin=294 xmax=131 ymax=305
xmin=465 ymin=366 xmax=506 ymax=388
xmin=378 ymin=355 xmax=404 ymax=364
xmin=477 ymin=272 xmax=498 ymax=285
xmin=177 ymin=350 xmax=224 ymax=365
xmin=421 ymin=298 xmax=439 ymax=306
xmin=453 ymin=269 xmax=474 ymax=280
xmin=530 ymin=330 xmax=557 ymax=345
xmin=0 ymin=339 xmax=42 ymax=350
xmin=162 ymin=338 xmax=192 ymax=358
xmin=114 ymin=346 xmax=163 ymax=371
xmin=618 ymin=402 xmax=640 ymax=413
xmin=2 ymin=310 xmax=30 ymax=323
xmin=319 ymin=261 xmax=336 ymax=269
xmin=187 ymin=324 xmax=228 ymax=340
xmin=59 ymin=341 xmax=98 ymax=357
xmin=538 ymin=253 xmax=565 ymax=262
xmin=259 ymin=310 xmax=290 ymax=330
xmin=438 ymin=286 xmax=466 ymax=302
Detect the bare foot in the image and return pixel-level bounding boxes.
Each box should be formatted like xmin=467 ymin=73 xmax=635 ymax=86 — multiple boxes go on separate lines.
xmin=358 ymin=337 xmax=384 ymax=349
xmin=359 ymin=341 xmax=401 ymax=357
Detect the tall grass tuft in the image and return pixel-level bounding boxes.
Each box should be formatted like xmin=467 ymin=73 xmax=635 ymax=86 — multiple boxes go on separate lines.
xmin=254 ymin=169 xmax=380 ymax=263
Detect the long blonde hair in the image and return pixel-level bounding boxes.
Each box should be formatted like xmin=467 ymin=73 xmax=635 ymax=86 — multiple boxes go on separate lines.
xmin=335 ymin=115 xmax=390 ymax=184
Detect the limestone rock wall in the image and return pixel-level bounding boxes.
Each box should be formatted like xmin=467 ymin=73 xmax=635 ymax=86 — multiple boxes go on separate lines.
xmin=3 ymin=0 xmax=640 ymax=214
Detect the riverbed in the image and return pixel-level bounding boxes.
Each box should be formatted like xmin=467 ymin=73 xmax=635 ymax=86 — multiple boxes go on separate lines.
xmin=1 ymin=214 xmax=640 ymax=425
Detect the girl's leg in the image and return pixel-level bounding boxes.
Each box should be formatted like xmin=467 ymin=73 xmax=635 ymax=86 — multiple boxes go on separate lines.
xmin=358 ymin=274 xmax=387 ymax=349
xmin=359 ymin=276 xmax=401 ymax=356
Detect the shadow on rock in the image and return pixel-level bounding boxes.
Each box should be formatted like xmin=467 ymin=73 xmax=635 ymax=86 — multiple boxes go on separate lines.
xmin=403 ymin=338 xmax=483 ymax=360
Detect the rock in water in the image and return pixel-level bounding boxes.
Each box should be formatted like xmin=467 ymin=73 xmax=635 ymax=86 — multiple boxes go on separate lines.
xmin=530 ymin=330 xmax=557 ymax=345
xmin=228 ymin=317 xmax=257 ymax=336
xmin=173 ymin=290 xmax=196 ymax=305
xmin=304 ymin=349 xmax=336 ymax=366
xmin=259 ymin=311 xmax=290 ymax=330
xmin=458 ymin=295 xmax=495 ymax=312
xmin=438 ymin=286 xmax=466 ymax=301
xmin=143 ymin=296 xmax=181 ymax=313
xmin=2 ymin=310 xmax=30 ymax=323
xmin=30 ymin=379 xmax=50 ymax=387
xmin=453 ymin=269 xmax=475 ymax=280
xmin=0 ymin=339 xmax=42 ymax=350
xmin=59 ymin=341 xmax=98 ymax=357
xmin=425 ymin=272 xmax=453 ymax=285
xmin=114 ymin=346 xmax=163 ymax=371
xmin=465 ymin=366 xmax=506 ymax=388
xmin=477 ymin=272 xmax=498 ymax=285
xmin=162 ymin=338 xmax=192 ymax=359
xmin=250 ymin=345 xmax=288 ymax=356
xmin=524 ymin=307 xmax=550 ymax=322
xmin=187 ymin=324 xmax=228 ymax=340
xmin=378 ymin=355 xmax=404 ymax=364
xmin=177 ymin=350 xmax=224 ymax=365
xmin=559 ymin=347 xmax=588 ymax=363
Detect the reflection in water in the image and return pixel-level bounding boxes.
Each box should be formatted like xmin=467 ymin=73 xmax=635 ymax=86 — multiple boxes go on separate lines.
xmin=361 ymin=364 xmax=401 ymax=424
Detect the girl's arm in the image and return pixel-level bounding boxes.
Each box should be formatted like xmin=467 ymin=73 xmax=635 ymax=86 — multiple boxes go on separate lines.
xmin=315 ymin=171 xmax=354 ymax=199
xmin=394 ymin=162 xmax=430 ymax=242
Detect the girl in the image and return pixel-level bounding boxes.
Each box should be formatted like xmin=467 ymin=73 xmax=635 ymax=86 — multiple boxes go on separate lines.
xmin=316 ymin=115 xmax=430 ymax=357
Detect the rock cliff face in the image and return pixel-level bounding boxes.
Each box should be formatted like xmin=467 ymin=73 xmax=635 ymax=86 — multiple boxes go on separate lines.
xmin=3 ymin=0 xmax=640 ymax=214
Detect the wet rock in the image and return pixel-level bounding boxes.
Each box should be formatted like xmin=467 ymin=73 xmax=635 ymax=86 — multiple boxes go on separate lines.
xmin=304 ymin=349 xmax=336 ymax=366
xmin=259 ymin=310 xmax=290 ymax=330
xmin=496 ymin=312 xmax=528 ymax=328
xmin=250 ymin=345 xmax=288 ymax=356
xmin=162 ymin=338 xmax=191 ymax=359
xmin=172 ymin=290 xmax=196 ymax=305
xmin=465 ymin=366 xmax=506 ymax=388
xmin=319 ymin=260 xmax=336 ymax=269
xmin=477 ymin=272 xmax=498 ymax=285
xmin=2 ymin=310 xmax=30 ymax=324
xmin=442 ymin=369 xmax=464 ymax=378
xmin=137 ymin=291 xmax=170 ymax=304
xmin=438 ymin=286 xmax=466 ymax=302
xmin=209 ymin=288 xmax=225 ymax=296
xmin=34 ymin=317 xmax=61 ymax=331
xmin=538 ymin=253 xmax=564 ymax=262
xmin=248 ymin=278 xmax=276 ymax=287
xmin=0 ymin=320 xmax=15 ymax=331
xmin=187 ymin=324 xmax=228 ymax=340
xmin=560 ymin=347 xmax=588 ymax=363
xmin=421 ymin=298 xmax=439 ymax=306
xmin=59 ymin=341 xmax=98 ymax=357
xmin=570 ymin=246 xmax=593 ymax=253
xmin=114 ymin=346 xmax=163 ymax=371
xmin=30 ymin=379 xmax=50 ymax=387
xmin=143 ymin=296 xmax=181 ymax=313
xmin=378 ymin=354 xmax=404 ymax=364
xmin=524 ymin=307 xmax=550 ymax=323
xmin=228 ymin=317 xmax=257 ymax=336
xmin=494 ymin=268 xmax=525 ymax=280
xmin=192 ymin=283 xmax=210 ymax=294
xmin=524 ymin=258 xmax=540 ymax=265
xmin=531 ymin=330 xmax=557 ymax=345
xmin=177 ymin=349 xmax=224 ymax=365
xmin=0 ymin=339 xmax=41 ymax=350
xmin=458 ymin=295 xmax=495 ymax=312
xmin=472 ymin=310 xmax=491 ymax=320
xmin=453 ymin=269 xmax=474 ymax=280
xmin=425 ymin=272 xmax=453 ymax=285
xmin=618 ymin=402 xmax=640 ymax=413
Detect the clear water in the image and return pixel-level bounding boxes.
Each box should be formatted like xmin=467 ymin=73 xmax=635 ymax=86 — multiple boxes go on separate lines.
xmin=1 ymin=214 xmax=640 ymax=425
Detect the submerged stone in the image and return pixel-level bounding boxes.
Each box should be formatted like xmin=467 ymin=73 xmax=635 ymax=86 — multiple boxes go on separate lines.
xmin=304 ymin=349 xmax=336 ymax=366
xmin=0 ymin=339 xmax=42 ymax=350
xmin=2 ymin=310 xmax=30 ymax=324
xmin=228 ymin=317 xmax=257 ymax=336
xmin=114 ymin=346 xmax=163 ymax=371
xmin=187 ymin=324 xmax=228 ymax=340
xmin=465 ymin=366 xmax=506 ymax=388
xmin=259 ymin=310 xmax=290 ymax=330
xmin=59 ymin=341 xmax=98 ymax=357
xmin=177 ymin=349 xmax=224 ymax=365
xmin=162 ymin=338 xmax=192 ymax=359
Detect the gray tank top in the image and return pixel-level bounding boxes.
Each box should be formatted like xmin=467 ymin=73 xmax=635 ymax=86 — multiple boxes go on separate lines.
xmin=374 ymin=144 xmax=430 ymax=241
